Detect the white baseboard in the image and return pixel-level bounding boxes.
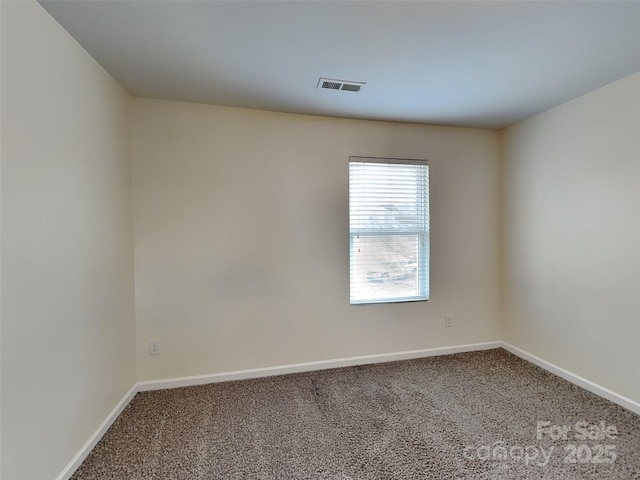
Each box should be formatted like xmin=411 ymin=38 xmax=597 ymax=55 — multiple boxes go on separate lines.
xmin=55 ymin=384 xmax=139 ymax=480
xmin=501 ymin=342 xmax=640 ymax=415
xmin=137 ymin=341 xmax=503 ymax=391
xmin=56 ymin=340 xmax=639 ymax=480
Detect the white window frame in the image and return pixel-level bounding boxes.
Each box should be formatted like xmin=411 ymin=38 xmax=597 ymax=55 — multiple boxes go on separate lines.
xmin=349 ymin=156 xmax=430 ymax=305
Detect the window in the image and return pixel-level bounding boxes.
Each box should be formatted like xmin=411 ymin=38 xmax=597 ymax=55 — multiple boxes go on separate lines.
xmin=349 ymin=157 xmax=429 ymax=304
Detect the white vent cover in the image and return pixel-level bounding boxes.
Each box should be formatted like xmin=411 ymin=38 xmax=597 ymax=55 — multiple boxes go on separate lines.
xmin=317 ymin=77 xmax=366 ymax=93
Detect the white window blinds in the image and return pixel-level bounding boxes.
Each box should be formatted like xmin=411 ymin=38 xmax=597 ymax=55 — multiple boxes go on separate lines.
xmin=349 ymin=157 xmax=429 ymax=304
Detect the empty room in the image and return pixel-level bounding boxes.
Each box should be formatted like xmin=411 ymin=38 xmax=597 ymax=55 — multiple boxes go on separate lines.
xmin=1 ymin=0 xmax=639 ymax=479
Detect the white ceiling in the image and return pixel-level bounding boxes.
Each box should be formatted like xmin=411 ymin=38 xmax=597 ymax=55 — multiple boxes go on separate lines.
xmin=39 ymin=0 xmax=640 ymax=129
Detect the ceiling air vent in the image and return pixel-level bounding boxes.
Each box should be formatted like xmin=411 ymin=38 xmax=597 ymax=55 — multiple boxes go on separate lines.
xmin=317 ymin=77 xmax=366 ymax=93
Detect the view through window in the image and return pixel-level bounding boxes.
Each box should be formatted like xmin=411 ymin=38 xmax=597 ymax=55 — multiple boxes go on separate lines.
xmin=349 ymin=157 xmax=429 ymax=304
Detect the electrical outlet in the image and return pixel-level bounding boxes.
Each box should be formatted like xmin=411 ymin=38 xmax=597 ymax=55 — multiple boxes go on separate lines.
xmin=444 ymin=314 xmax=453 ymax=328
xmin=149 ymin=339 xmax=161 ymax=355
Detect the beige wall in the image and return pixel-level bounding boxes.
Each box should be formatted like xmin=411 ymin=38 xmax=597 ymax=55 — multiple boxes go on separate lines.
xmin=131 ymin=98 xmax=501 ymax=381
xmin=1 ymin=2 xmax=136 ymax=479
xmin=5 ymin=2 xmax=636 ymax=477
xmin=501 ymin=72 xmax=640 ymax=403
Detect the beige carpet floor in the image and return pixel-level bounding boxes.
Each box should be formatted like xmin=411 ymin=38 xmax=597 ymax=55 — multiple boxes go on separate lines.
xmin=72 ymin=349 xmax=640 ymax=479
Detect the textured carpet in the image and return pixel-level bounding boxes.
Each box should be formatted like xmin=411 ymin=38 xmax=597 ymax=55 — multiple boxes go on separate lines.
xmin=72 ymin=349 xmax=640 ymax=479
